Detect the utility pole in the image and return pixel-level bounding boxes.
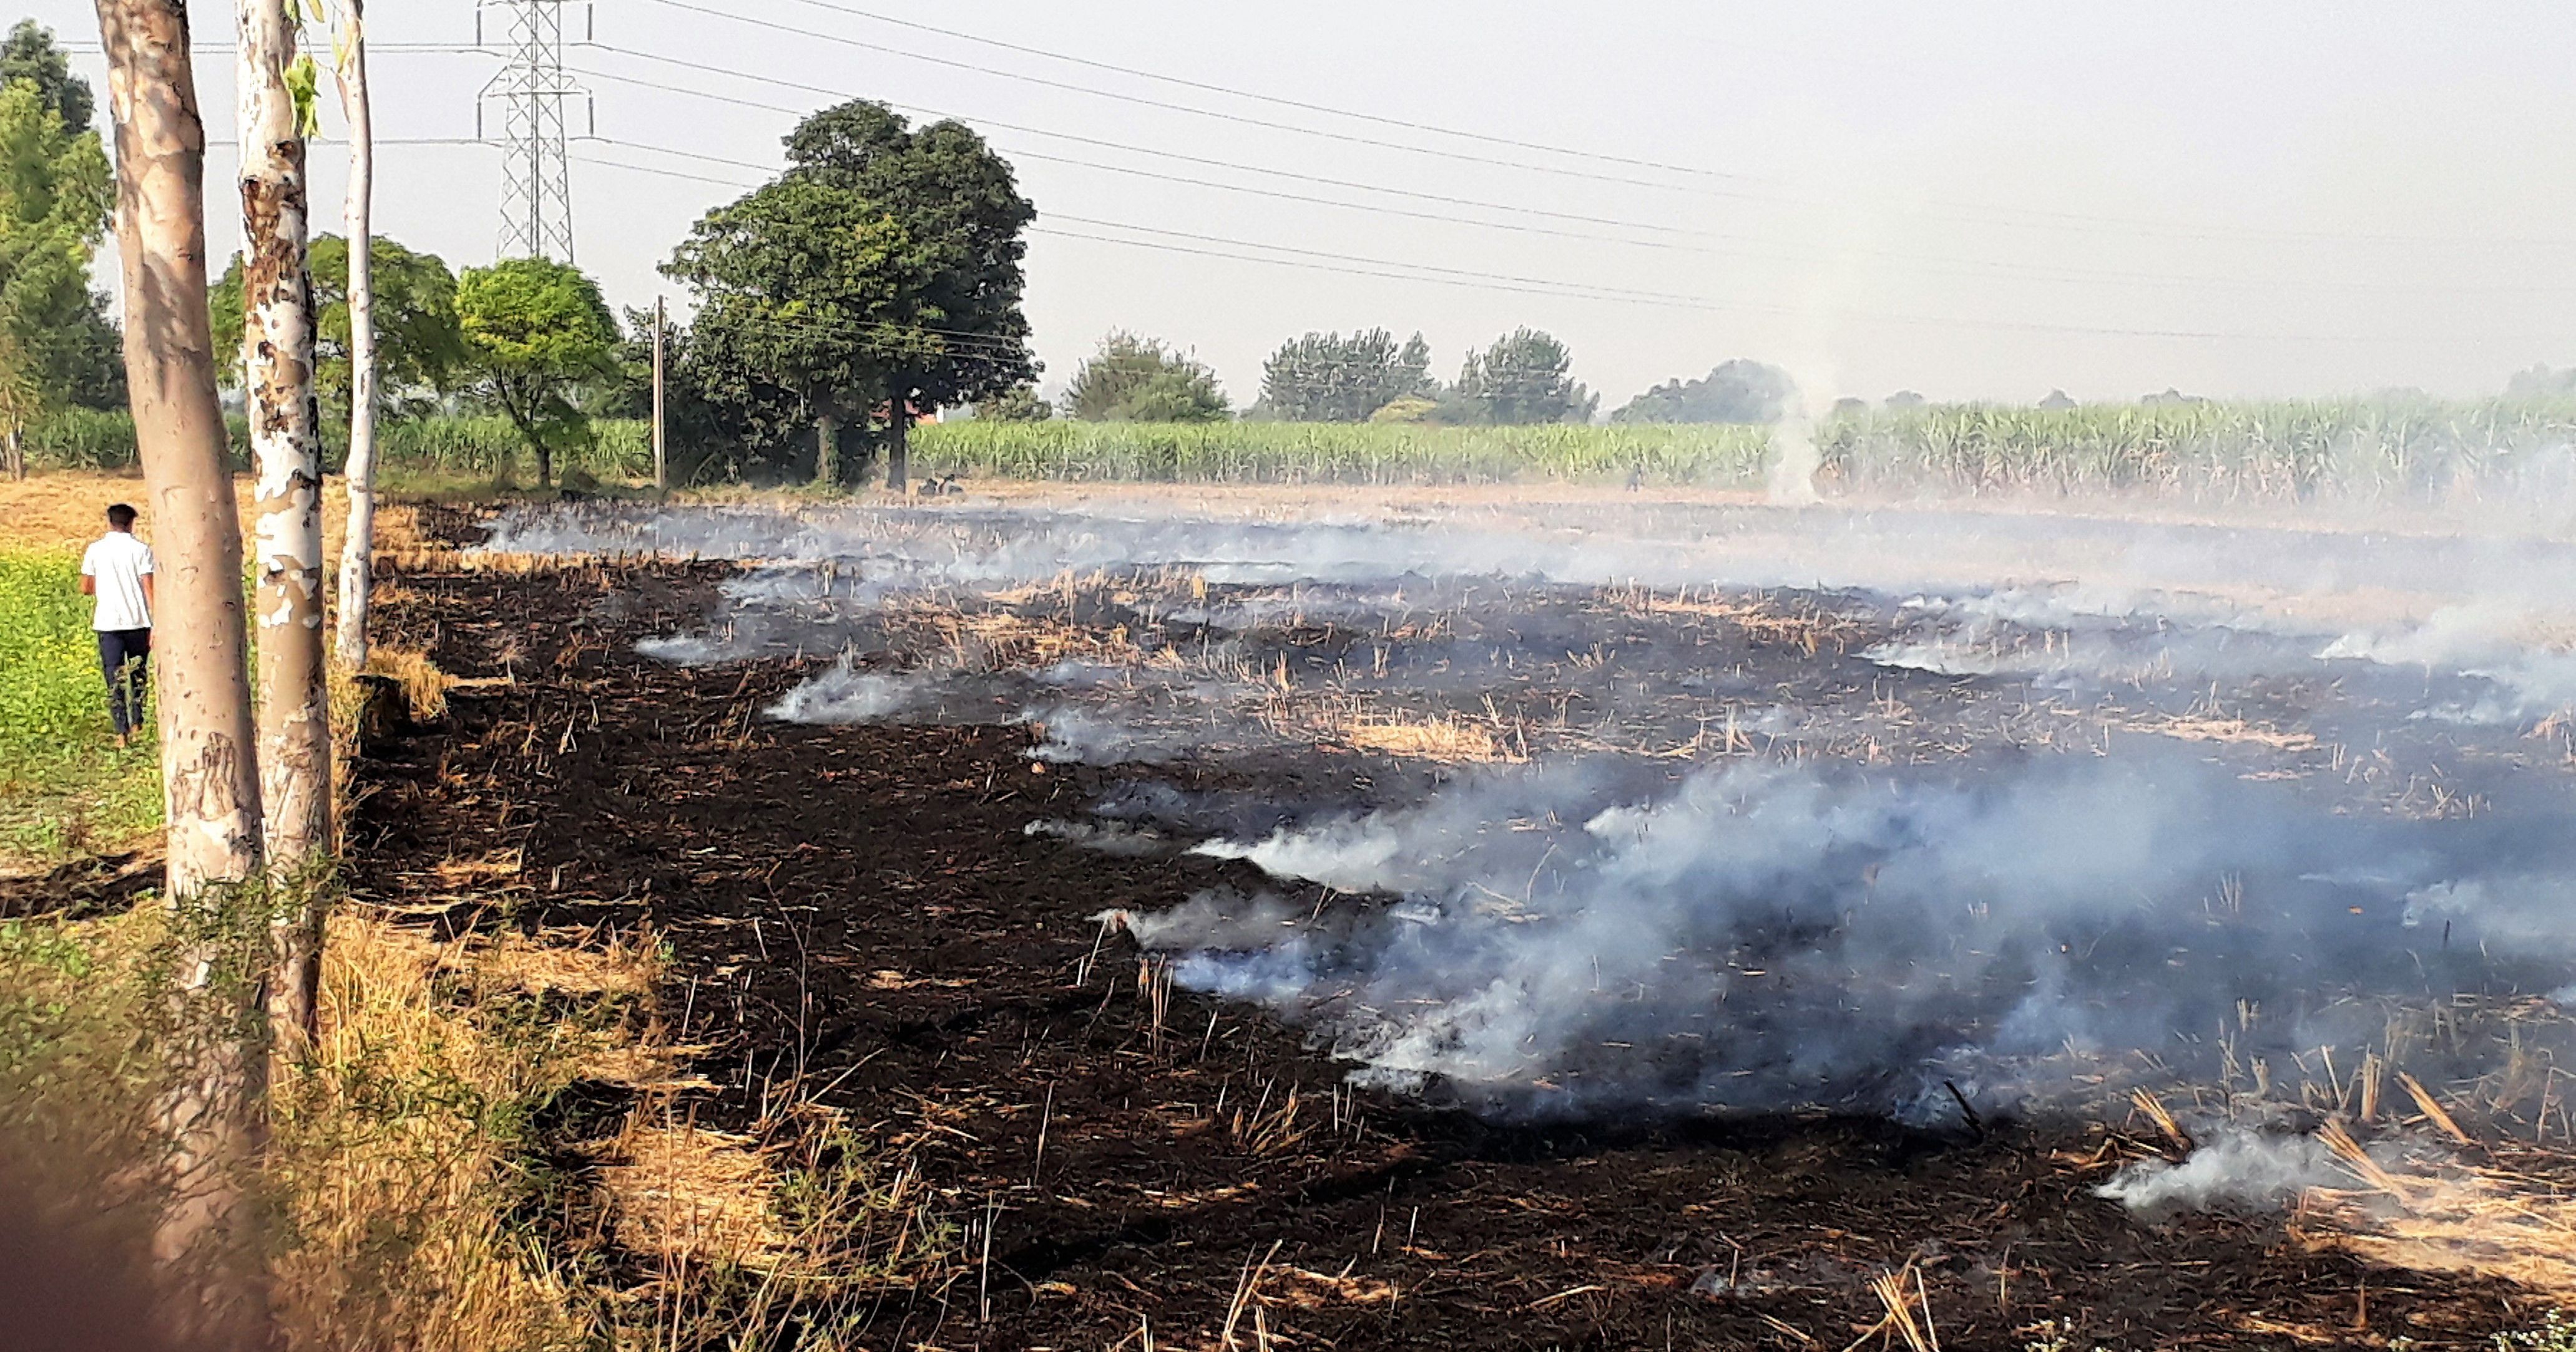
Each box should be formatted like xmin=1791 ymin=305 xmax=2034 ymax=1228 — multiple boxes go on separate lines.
xmin=476 ymin=0 xmax=590 ymax=260
xmin=651 ymin=295 xmax=667 ymax=491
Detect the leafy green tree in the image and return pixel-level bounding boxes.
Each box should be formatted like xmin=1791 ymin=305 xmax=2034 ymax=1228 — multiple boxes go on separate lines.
xmin=455 ymin=257 xmax=620 ymax=486
xmin=610 ymin=308 xmax=811 ymax=485
xmin=1 ymin=20 xmax=90 ymax=130
xmin=974 ymin=383 xmax=1050 ymax=421
xmin=665 ymin=177 xmax=939 ymax=486
xmin=1612 ymin=358 xmax=1795 ymax=424
xmin=1066 ymin=333 xmax=1228 ymax=422
xmin=1256 ymin=328 xmax=1432 ymax=422
xmin=0 ymin=69 xmax=112 ymax=474
xmin=211 ymin=233 xmax=463 ymax=422
xmin=1452 ymin=328 xmax=1595 ymax=425
xmin=783 ymin=100 xmax=1037 ymax=488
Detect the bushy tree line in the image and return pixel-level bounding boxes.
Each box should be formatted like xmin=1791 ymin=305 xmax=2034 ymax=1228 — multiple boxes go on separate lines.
xmin=1246 ymin=326 xmax=1595 ymax=425
xmin=0 ymin=20 xmax=127 ymax=476
xmin=210 ymin=243 xmax=620 ymax=486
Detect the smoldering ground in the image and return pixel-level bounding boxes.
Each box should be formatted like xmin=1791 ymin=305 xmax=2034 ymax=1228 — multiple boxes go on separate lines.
xmin=1134 ymin=745 xmax=2576 ymax=1120
xmin=497 ymin=494 xmax=2576 ymax=1135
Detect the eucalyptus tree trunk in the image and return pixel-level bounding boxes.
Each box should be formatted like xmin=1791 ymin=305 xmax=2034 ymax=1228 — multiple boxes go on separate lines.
xmin=815 ymin=409 xmax=836 ymax=486
xmin=237 ymin=0 xmax=330 ymax=1052
xmin=92 ymin=0 xmax=269 ymax=1335
xmin=331 ymin=0 xmax=377 ymax=668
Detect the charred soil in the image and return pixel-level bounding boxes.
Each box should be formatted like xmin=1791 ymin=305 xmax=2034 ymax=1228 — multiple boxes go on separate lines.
xmin=341 ymin=507 xmax=2536 ymax=1351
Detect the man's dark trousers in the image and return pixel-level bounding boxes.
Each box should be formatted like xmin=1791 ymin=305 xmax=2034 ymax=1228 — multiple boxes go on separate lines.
xmin=99 ymin=627 xmax=149 ymax=738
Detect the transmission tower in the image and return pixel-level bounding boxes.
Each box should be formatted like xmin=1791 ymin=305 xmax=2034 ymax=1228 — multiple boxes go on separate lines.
xmin=477 ymin=0 xmax=592 ymax=262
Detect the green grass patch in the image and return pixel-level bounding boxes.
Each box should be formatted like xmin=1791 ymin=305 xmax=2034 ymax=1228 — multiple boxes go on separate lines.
xmin=0 ymin=549 xmax=160 ymax=865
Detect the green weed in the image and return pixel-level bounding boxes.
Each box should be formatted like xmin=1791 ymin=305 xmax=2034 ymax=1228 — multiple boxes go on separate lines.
xmin=0 ymin=548 xmax=160 ymax=864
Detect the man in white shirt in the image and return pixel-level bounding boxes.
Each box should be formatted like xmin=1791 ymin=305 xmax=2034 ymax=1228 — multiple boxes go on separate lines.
xmin=79 ymin=502 xmax=156 ymax=747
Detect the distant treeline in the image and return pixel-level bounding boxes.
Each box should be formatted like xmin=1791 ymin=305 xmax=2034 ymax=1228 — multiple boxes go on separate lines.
xmin=36 ymin=397 xmax=2576 ymax=499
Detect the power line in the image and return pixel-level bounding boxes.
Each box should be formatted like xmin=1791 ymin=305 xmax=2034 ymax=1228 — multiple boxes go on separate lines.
xmin=769 ymin=0 xmax=1766 ymax=188
xmin=570 ymin=47 xmax=2576 ymax=298
xmin=572 ymin=138 xmax=2545 ymax=346
xmin=633 ymin=0 xmax=2576 ymax=250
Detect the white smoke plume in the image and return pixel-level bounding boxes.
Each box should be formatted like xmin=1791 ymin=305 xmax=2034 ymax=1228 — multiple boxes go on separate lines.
xmin=2094 ymin=1129 xmax=2342 ymax=1212
xmin=1120 ymin=750 xmax=2576 ymax=1114
xmin=763 ymin=660 xmax=936 ymax=723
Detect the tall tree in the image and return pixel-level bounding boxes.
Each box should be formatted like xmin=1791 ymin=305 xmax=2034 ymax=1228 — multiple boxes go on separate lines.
xmin=210 ymin=234 xmax=462 ymax=421
xmin=91 ymin=0 xmax=267 ymax=1330
xmin=783 ymin=100 xmax=1036 ymax=491
xmin=1453 ymin=328 xmax=1596 ymax=425
xmin=2 ymin=19 xmax=93 ymax=130
xmin=1610 ymin=358 xmax=1796 ymax=424
xmin=456 ymin=256 xmax=617 ymax=486
xmin=1066 ymin=332 xmax=1228 ymax=422
xmin=332 ymin=0 xmax=377 ymax=665
xmin=237 ymin=0 xmax=331 ymax=989
xmin=0 ymin=62 xmax=112 ymax=476
xmin=664 ymin=177 xmax=937 ymax=486
xmin=1256 ymin=328 xmax=1432 ymax=423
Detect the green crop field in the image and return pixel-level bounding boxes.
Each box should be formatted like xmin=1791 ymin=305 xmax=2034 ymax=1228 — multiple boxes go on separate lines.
xmin=26 ymin=395 xmax=2576 ymax=499
xmin=910 ymin=397 xmax=2576 ymax=497
xmin=0 ymin=549 xmax=160 ymax=863
xmin=907 ymin=419 xmax=1778 ymax=485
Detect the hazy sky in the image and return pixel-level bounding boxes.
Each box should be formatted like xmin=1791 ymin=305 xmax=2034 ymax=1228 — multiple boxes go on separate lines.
xmin=36 ymin=1 xmax=2576 ymax=408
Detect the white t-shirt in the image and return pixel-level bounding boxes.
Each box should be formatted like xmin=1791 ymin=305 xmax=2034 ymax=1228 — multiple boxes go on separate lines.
xmin=81 ymin=531 xmax=155 ymax=632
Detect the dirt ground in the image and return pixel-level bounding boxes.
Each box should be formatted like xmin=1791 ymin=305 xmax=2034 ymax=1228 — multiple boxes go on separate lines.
xmin=330 ymin=506 xmax=2552 ymax=1351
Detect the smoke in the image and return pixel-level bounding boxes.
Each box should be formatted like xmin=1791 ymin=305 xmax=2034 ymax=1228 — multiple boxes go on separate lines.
xmin=764 ymin=661 xmax=933 ymax=723
xmin=1024 ymin=818 xmax=1170 ymax=855
xmin=1115 ymin=748 xmax=2576 ymax=1115
xmin=2093 ymin=1129 xmax=2341 ymax=1212
xmin=489 ymin=498 xmax=2576 ymax=1123
xmin=492 ymin=500 xmax=2576 ymax=642
xmin=2321 ymin=603 xmax=2576 ymax=724
xmin=1767 ymin=414 xmax=1824 ymax=506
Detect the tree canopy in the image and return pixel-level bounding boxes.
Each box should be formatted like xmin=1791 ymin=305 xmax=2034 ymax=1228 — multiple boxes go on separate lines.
xmin=1066 ymin=333 xmax=1228 ymax=422
xmin=1 ymin=20 xmax=89 ymax=131
xmin=212 ymin=233 xmax=464 ymax=420
xmin=781 ymin=100 xmax=1037 ymax=418
xmin=0 ymin=62 xmax=117 ymax=428
xmin=1451 ymin=329 xmax=1595 ymax=425
xmin=455 ymin=257 xmax=620 ymax=484
xmin=1255 ymin=328 xmax=1432 ymax=422
xmin=1610 ymin=358 xmax=1795 ymax=424
xmin=665 ymin=176 xmax=942 ymax=483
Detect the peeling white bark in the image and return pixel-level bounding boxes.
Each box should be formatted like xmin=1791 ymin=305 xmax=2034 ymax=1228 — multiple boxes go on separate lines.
xmin=237 ymin=0 xmax=331 ymax=874
xmin=333 ymin=0 xmax=375 ymax=666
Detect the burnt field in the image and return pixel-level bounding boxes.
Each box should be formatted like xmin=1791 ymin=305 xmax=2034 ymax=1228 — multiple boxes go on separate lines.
xmin=350 ymin=493 xmax=2576 ymax=1350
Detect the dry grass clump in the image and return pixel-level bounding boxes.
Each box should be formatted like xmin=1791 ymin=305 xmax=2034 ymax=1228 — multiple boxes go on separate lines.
xmin=1335 ymin=712 xmax=1517 ymax=763
xmin=270 ymin=912 xmax=605 ymax=1352
xmin=365 ymin=645 xmax=458 ymax=722
xmin=2298 ymin=1120 xmax=2576 ymax=1295
xmin=465 ymin=922 xmax=660 ymax=1001
xmin=268 ymin=904 xmax=939 ymax=1350
xmin=597 ymin=1115 xmax=787 ymax=1266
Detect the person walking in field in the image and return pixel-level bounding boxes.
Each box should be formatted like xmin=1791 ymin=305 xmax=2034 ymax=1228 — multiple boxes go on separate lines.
xmin=80 ymin=502 xmax=156 ymax=747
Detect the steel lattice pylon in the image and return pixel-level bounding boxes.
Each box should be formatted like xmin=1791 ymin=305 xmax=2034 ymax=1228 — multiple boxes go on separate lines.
xmin=477 ymin=0 xmax=590 ymax=262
